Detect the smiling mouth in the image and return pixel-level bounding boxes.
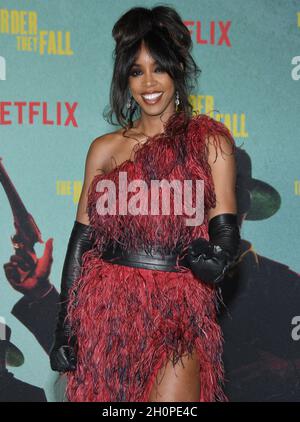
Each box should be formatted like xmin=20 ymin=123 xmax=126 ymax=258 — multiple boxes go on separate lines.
xmin=141 ymin=92 xmax=163 ymax=104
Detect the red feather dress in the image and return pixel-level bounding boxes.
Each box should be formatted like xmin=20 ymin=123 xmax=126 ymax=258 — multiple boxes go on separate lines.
xmin=65 ymin=111 xmax=236 ymax=402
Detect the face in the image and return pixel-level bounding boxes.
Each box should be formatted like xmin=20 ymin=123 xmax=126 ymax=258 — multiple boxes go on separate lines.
xmin=128 ymin=42 xmax=176 ymax=118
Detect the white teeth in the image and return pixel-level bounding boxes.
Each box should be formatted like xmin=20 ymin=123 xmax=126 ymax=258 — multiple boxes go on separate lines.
xmin=142 ymin=92 xmax=162 ymax=100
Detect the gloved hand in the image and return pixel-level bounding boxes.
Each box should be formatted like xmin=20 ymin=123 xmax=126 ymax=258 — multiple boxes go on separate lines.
xmin=187 ymin=213 xmax=240 ymax=285
xmin=49 ymin=323 xmax=77 ymax=373
xmin=49 ymin=220 xmax=94 ymax=373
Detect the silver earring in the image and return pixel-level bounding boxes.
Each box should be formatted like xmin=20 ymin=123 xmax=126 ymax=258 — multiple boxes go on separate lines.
xmin=126 ymin=96 xmax=133 ymax=109
xmin=175 ymin=90 xmax=180 ymax=111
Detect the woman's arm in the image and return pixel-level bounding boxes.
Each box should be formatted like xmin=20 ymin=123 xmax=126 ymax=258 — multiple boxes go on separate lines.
xmin=76 ymin=135 xmax=113 ymax=225
xmin=186 ymin=132 xmax=240 ymax=285
xmin=49 ymin=134 xmax=114 ymax=373
xmin=206 ymin=133 xmax=237 ymax=221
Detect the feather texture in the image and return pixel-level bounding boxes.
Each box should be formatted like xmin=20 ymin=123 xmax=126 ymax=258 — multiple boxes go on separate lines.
xmin=64 ymin=112 xmax=236 ymax=402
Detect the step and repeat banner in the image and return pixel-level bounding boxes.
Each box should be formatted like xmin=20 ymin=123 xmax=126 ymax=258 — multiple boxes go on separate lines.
xmin=0 ymin=0 xmax=299 ymax=402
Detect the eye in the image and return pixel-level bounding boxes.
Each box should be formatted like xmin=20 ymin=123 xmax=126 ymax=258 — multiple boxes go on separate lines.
xmin=129 ymin=67 xmax=165 ymax=77
xmin=129 ymin=69 xmax=141 ymax=77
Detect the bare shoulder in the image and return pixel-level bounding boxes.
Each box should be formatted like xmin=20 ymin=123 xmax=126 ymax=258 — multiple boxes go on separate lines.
xmin=76 ymin=131 xmax=122 ymax=224
xmin=89 ymin=126 xmax=139 ymax=173
xmin=90 ymin=128 xmax=128 ymax=155
xmin=89 ymin=131 xmax=119 ymax=156
xmin=87 ymin=130 xmax=123 ymax=173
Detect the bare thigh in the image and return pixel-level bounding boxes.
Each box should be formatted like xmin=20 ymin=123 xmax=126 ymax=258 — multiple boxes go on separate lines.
xmin=148 ymin=348 xmax=201 ymax=402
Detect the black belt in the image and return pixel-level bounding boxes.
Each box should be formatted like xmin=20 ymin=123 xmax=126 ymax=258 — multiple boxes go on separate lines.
xmin=101 ymin=243 xmax=190 ymax=273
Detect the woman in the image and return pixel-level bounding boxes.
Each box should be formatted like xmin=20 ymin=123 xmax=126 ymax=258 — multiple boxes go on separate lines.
xmin=50 ymin=6 xmax=240 ymax=402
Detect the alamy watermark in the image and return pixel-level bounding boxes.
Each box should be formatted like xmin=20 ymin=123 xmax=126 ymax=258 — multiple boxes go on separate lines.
xmin=291 ymin=316 xmax=300 ymax=341
xmin=0 ymin=56 xmax=6 ymax=80
xmin=94 ymin=172 xmax=205 ymax=227
xmin=0 ymin=316 xmax=6 ymax=340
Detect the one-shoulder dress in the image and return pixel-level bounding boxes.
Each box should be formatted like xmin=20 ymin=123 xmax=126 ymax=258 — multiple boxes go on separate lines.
xmin=65 ymin=111 xmax=236 ymax=402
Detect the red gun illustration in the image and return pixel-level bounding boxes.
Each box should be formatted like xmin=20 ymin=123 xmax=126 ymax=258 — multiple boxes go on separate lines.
xmin=0 ymin=157 xmax=44 ymax=283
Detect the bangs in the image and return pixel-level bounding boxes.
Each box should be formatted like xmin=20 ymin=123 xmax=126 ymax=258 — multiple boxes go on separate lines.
xmin=125 ymin=31 xmax=181 ymax=80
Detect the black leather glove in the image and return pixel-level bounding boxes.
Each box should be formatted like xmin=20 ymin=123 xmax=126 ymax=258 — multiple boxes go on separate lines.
xmin=186 ymin=213 xmax=241 ymax=285
xmin=49 ymin=220 xmax=94 ymax=372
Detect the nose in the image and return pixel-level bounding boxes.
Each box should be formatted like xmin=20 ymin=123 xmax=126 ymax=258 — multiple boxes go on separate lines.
xmin=142 ymin=69 xmax=158 ymax=87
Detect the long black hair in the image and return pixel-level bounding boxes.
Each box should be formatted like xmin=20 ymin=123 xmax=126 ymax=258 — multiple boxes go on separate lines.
xmin=103 ymin=5 xmax=201 ymax=130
